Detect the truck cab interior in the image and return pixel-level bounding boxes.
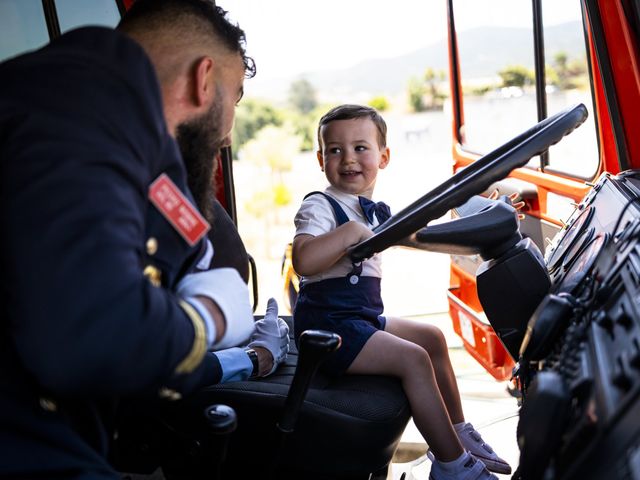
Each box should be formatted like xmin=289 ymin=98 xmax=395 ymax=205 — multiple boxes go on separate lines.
xmin=2 ymin=1 xmax=640 ymax=479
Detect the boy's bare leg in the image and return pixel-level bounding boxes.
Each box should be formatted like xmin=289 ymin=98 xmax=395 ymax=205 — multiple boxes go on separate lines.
xmin=347 ymin=331 xmax=464 ymax=461
xmin=384 ymin=316 xmax=464 ymax=424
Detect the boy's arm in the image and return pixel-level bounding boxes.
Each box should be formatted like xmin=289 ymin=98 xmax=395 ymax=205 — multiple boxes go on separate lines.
xmin=292 ymin=221 xmax=374 ymax=276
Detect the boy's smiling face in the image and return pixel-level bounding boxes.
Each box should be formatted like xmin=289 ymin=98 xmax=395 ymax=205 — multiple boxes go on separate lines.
xmin=317 ymin=118 xmax=390 ymax=198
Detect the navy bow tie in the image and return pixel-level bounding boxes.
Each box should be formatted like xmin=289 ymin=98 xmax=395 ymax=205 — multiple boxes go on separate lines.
xmin=358 ymin=196 xmax=392 ymax=225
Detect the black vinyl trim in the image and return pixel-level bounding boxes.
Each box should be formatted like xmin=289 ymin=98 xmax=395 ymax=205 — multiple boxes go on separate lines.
xmin=447 ymin=0 xmax=463 ymax=143
xmin=115 ymin=0 xmax=127 ymax=16
xmin=248 ymin=254 xmax=259 ymax=313
xmin=621 ymin=0 xmax=640 ymax=44
xmin=584 ymin=0 xmax=630 ymax=171
xmin=41 ymin=0 xmax=61 ymax=40
xmin=532 ymin=0 xmax=549 ymax=168
xmin=220 ymin=146 xmax=238 ymax=225
xmin=580 ymin=0 xmax=603 ymax=180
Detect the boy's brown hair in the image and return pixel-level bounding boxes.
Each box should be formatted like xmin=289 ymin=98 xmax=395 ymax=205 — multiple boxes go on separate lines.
xmin=317 ymin=104 xmax=388 ymax=150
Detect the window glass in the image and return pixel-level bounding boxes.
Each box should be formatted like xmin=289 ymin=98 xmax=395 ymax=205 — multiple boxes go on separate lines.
xmin=542 ymin=0 xmax=599 ymax=178
xmin=55 ymin=0 xmax=121 ymax=33
xmin=453 ymin=0 xmax=537 ymax=156
xmin=453 ymin=0 xmax=599 ymax=179
xmin=0 ymin=1 xmax=49 ymax=62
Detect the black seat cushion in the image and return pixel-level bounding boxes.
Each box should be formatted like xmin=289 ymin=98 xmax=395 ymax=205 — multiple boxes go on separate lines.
xmin=174 ymin=316 xmax=411 ymax=478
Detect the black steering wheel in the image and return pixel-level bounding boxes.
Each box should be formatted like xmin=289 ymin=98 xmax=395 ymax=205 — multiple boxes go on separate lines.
xmin=348 ymin=103 xmax=588 ymax=263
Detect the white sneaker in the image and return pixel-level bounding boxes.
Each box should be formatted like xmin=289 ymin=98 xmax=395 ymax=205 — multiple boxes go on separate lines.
xmin=456 ymin=422 xmax=512 ymax=475
xmin=429 ymin=454 xmax=498 ymax=480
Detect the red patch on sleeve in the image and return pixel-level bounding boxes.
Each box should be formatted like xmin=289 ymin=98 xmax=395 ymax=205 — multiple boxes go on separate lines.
xmin=148 ymin=173 xmax=210 ymax=246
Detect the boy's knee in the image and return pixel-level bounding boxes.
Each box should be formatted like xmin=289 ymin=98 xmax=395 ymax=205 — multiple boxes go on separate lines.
xmin=424 ymin=325 xmax=448 ymax=354
xmin=404 ymin=343 xmax=432 ymax=371
xmin=434 ymin=327 xmax=448 ymax=348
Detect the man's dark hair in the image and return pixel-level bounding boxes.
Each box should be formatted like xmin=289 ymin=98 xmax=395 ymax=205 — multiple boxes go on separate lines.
xmin=118 ymin=0 xmax=256 ymax=79
xmin=317 ymin=104 xmax=388 ymax=150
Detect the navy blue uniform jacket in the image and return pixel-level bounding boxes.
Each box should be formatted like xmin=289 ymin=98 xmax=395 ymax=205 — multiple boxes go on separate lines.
xmin=0 ymin=27 xmax=224 ymax=476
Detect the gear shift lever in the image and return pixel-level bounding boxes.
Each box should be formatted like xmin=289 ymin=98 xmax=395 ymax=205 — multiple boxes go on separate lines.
xmin=270 ymin=329 xmax=341 ymax=477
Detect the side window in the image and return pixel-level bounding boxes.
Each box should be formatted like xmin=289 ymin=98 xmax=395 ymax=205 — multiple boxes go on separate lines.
xmin=453 ymin=0 xmax=599 ymax=179
xmin=453 ymin=0 xmax=537 ymax=156
xmin=55 ymin=0 xmax=121 ymax=33
xmin=0 ymin=1 xmax=49 ymax=62
xmin=541 ymin=0 xmax=598 ymax=178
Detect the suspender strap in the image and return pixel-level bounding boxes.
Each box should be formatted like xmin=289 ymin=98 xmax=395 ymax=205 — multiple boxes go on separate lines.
xmin=303 ymin=191 xmax=350 ymax=226
xmin=303 ymin=191 xmax=364 ymax=281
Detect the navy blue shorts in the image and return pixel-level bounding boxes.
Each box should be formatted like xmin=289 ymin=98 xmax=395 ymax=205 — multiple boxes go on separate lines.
xmin=293 ymin=276 xmax=386 ymax=375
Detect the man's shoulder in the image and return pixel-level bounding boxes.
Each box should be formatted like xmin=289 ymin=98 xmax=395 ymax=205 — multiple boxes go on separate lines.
xmin=0 ymin=26 xmax=166 ymax=150
xmin=2 ymin=27 xmax=157 ymax=95
xmin=49 ymin=27 xmax=156 ymax=85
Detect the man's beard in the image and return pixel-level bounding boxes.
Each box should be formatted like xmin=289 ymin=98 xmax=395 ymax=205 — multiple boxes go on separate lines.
xmin=176 ymin=100 xmax=224 ymax=224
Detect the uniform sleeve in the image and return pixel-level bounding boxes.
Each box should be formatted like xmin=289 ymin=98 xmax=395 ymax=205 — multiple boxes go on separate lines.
xmin=294 ymin=195 xmax=337 ymax=238
xmin=213 ymin=348 xmax=254 ymax=383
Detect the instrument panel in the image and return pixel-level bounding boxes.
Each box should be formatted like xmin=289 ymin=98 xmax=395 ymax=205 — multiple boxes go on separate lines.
xmin=518 ymin=171 xmax=640 ymax=480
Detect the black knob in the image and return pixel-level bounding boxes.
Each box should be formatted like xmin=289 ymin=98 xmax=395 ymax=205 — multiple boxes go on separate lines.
xmin=611 ymin=356 xmax=632 ymax=391
xmin=299 ymin=329 xmax=341 ymax=353
xmin=616 ymin=304 xmax=633 ymax=330
xmin=570 ymin=376 xmax=593 ymax=399
xmin=629 ymin=338 xmax=640 ymax=370
xmin=595 ymin=311 xmax=614 ymax=333
xmin=204 ymin=404 xmax=237 ymax=435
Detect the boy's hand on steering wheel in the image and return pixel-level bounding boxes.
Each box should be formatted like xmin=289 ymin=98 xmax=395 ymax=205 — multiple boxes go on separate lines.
xmin=346 ymin=220 xmax=375 ymax=243
xmin=489 ymin=189 xmax=526 ymax=220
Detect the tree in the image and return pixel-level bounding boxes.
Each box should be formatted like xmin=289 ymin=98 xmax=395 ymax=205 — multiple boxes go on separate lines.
xmin=545 ymin=65 xmax=560 ymax=88
xmin=241 ymin=125 xmax=301 ymax=256
xmin=283 ymin=110 xmax=316 ymax=152
xmin=547 ymin=51 xmax=587 ymax=90
xmin=407 ymin=76 xmax=426 ymax=112
xmin=282 ymin=102 xmax=334 ymax=152
xmin=242 ymin=125 xmax=298 ymax=174
xmin=407 ymin=67 xmax=447 ymax=112
xmin=232 ymin=98 xmax=283 ymax=159
xmin=498 ymin=65 xmax=535 ymax=88
xmin=288 ymin=78 xmax=318 ymax=115
xmin=368 ymin=96 xmax=390 ymax=111
xmin=424 ymin=68 xmax=447 ymax=110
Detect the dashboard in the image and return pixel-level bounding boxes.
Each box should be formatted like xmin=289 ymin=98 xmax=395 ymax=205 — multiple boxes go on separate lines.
xmin=517 ymin=170 xmax=640 ymax=480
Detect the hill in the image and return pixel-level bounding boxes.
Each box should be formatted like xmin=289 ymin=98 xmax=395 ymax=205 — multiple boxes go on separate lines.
xmin=247 ymin=21 xmax=584 ymax=100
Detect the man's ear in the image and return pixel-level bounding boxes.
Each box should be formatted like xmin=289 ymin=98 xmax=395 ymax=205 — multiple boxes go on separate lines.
xmin=317 ymin=150 xmax=324 ymax=171
xmin=193 ymin=56 xmax=215 ymax=107
xmin=379 ymin=147 xmax=391 ymax=169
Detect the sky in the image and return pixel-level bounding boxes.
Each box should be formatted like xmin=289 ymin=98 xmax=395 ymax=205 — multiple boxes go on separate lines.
xmin=221 ymin=0 xmax=582 ymax=87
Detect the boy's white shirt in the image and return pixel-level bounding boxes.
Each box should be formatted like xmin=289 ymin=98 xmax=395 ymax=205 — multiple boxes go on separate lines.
xmin=294 ymin=185 xmax=384 ymax=284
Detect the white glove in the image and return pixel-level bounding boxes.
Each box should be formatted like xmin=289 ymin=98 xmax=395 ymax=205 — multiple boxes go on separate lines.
xmin=248 ymin=298 xmax=289 ymax=376
xmin=177 ymin=268 xmax=255 ymax=349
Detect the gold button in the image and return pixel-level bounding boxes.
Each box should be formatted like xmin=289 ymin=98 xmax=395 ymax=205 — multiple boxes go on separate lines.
xmin=146 ymin=237 xmax=158 ymax=255
xmin=39 ymin=397 xmax=58 ymax=412
xmin=143 ymin=265 xmax=162 ymax=287
xmin=158 ymin=387 xmax=182 ymax=401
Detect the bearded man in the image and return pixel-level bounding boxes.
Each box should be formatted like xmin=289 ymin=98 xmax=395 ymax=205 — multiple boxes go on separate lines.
xmin=0 ymin=1 xmax=284 ymax=477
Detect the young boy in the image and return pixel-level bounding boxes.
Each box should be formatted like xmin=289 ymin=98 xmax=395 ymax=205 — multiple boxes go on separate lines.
xmin=292 ymin=105 xmax=510 ymax=480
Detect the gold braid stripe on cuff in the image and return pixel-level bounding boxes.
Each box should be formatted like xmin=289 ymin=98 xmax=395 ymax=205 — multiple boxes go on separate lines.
xmin=175 ymin=300 xmax=208 ymax=374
